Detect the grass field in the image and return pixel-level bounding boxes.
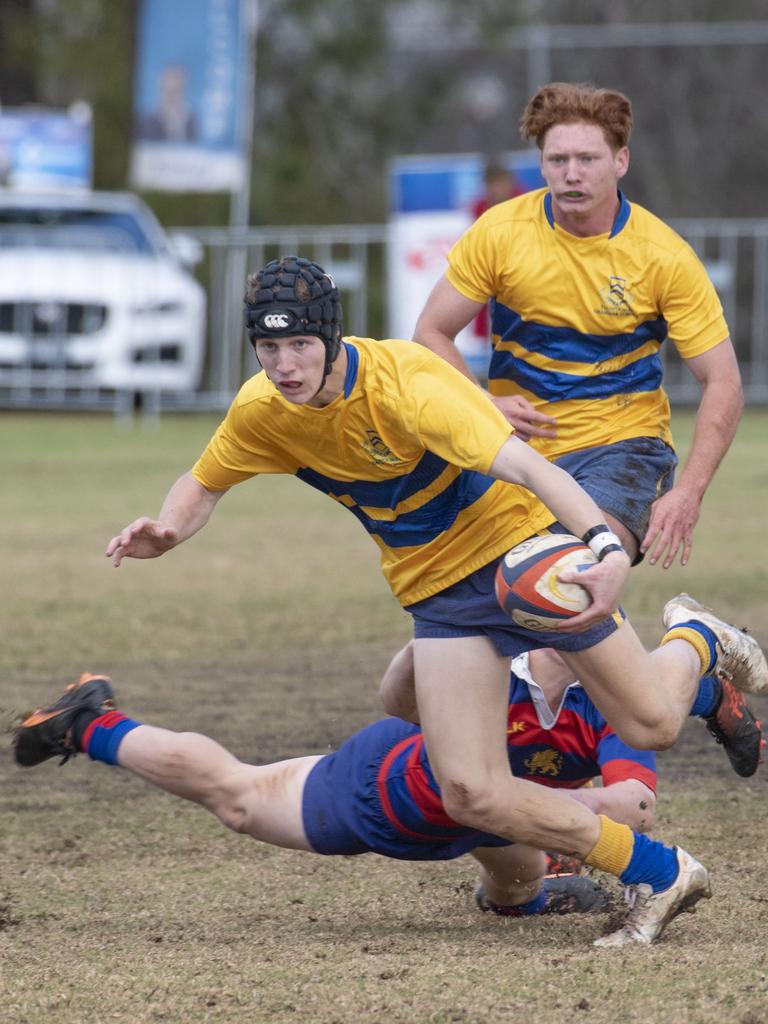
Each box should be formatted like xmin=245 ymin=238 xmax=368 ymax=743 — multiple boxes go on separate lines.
xmin=1 ymin=409 xmax=767 ymax=1024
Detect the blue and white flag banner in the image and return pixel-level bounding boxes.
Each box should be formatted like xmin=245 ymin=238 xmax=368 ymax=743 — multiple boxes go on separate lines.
xmin=0 ymin=107 xmax=92 ymax=192
xmin=130 ymin=0 xmax=247 ymax=192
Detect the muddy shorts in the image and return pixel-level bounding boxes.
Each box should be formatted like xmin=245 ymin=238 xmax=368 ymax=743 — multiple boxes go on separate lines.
xmin=554 ymin=436 xmax=677 ymax=551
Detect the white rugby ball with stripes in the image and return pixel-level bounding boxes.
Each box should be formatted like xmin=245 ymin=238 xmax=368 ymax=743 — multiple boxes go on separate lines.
xmin=495 ymin=533 xmax=597 ymax=631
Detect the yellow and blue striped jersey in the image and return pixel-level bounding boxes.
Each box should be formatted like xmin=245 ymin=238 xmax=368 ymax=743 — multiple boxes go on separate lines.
xmin=192 ymin=337 xmax=555 ymax=604
xmin=447 ymin=188 xmax=729 ymax=460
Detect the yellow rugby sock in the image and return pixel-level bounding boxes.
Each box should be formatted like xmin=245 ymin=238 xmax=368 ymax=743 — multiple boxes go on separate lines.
xmin=584 ymin=814 xmax=634 ymax=877
xmin=660 ymin=626 xmax=713 ymax=676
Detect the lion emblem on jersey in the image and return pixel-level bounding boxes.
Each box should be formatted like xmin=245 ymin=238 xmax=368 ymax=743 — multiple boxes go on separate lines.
xmin=524 ymin=749 xmax=563 ymax=777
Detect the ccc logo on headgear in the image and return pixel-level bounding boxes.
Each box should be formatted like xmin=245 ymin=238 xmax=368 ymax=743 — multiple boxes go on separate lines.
xmin=260 ymin=311 xmax=294 ymax=330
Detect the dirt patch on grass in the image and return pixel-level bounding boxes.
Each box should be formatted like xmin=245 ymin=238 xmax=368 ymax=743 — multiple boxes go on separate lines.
xmin=3 ymin=648 xmax=768 ymax=1024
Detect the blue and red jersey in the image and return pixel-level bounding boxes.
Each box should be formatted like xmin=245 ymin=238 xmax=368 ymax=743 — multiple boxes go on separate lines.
xmin=301 ymin=654 xmax=657 ymax=860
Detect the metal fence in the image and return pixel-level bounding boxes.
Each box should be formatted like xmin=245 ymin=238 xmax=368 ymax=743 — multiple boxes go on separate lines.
xmin=177 ymin=223 xmax=390 ymax=410
xmin=662 ymin=218 xmax=768 ymax=403
xmin=1 ymin=217 xmax=767 ymax=414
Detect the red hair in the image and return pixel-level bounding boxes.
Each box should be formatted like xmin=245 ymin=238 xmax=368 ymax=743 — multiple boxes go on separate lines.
xmin=520 ymin=82 xmax=633 ymax=151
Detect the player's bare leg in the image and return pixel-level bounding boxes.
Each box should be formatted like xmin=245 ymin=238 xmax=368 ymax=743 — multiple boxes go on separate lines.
xmin=470 ymin=844 xmax=610 ymax=916
xmin=413 ymin=635 xmax=711 ymax=946
xmin=413 ymin=635 xmax=602 ymax=854
xmin=560 ymin=625 xmax=700 ymax=750
xmin=379 ymin=640 xmax=419 ymax=721
xmin=12 ymin=674 xmax=319 ymax=852
xmin=117 ymin=726 xmax=320 ymax=851
xmin=472 ymin=844 xmax=547 ymax=906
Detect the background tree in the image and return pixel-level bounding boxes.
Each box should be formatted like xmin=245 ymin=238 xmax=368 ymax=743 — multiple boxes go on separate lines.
xmin=0 ymin=0 xmax=766 ymax=226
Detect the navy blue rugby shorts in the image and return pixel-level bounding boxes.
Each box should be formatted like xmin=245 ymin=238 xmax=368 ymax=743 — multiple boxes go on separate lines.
xmin=405 ymin=536 xmax=624 ymax=657
xmin=554 ymin=436 xmax=677 ymax=554
xmin=301 ymin=717 xmax=510 ymax=860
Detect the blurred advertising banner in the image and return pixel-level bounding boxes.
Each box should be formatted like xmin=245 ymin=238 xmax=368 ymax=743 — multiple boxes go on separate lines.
xmin=130 ymin=0 xmax=247 ymax=192
xmin=387 ymin=152 xmax=543 ymax=370
xmin=0 ymin=106 xmax=92 ymax=191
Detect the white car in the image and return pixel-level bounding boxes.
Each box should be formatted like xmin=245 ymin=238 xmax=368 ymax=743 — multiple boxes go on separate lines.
xmin=0 ymin=190 xmax=206 ymax=392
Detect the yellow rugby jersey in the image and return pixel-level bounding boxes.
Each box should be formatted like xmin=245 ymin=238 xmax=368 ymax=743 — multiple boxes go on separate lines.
xmin=447 ymin=188 xmax=729 ymax=460
xmin=192 ymin=337 xmax=555 ymax=604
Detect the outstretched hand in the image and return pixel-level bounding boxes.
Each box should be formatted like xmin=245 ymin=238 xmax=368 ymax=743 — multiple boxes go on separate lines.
xmin=640 ymin=485 xmax=702 ymax=569
xmin=555 ymin=549 xmax=631 ymax=632
xmin=490 ymin=394 xmax=557 ymax=442
xmin=105 ymin=518 xmax=179 ymax=568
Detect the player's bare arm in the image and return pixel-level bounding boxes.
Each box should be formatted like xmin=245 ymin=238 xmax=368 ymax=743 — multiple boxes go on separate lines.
xmin=565 ymin=779 xmax=656 ymax=834
xmin=105 ymin=471 xmax=227 ymax=567
xmin=412 ymin=275 xmax=483 ymax=377
xmin=379 ymin=640 xmax=419 ymax=722
xmin=642 ymin=339 xmax=743 ymax=568
xmin=413 ymin=276 xmax=557 ymax=439
xmin=489 ymin=435 xmax=631 ymax=628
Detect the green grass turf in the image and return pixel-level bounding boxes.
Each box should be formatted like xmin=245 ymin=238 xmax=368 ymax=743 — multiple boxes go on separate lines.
xmin=1 ymin=409 xmax=767 ymax=1023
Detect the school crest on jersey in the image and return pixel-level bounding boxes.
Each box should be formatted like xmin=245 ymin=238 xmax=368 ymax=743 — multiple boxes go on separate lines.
xmin=595 ymin=275 xmax=635 ymax=317
xmin=524 ymin=749 xmax=563 ymax=777
xmin=362 ymin=429 xmax=403 ymax=465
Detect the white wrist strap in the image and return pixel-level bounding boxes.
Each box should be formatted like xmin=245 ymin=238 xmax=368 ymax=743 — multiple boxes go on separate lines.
xmin=587 ymin=530 xmax=624 ymax=560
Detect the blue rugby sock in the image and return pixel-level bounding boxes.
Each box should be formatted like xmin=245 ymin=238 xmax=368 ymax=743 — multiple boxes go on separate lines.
xmin=690 ymin=673 xmax=722 ymax=718
xmin=619 ymin=832 xmax=679 ymax=894
xmin=80 ymin=711 xmax=142 ymax=765
xmin=492 ymin=889 xmax=548 ymax=917
xmin=663 ymin=619 xmax=719 ymax=676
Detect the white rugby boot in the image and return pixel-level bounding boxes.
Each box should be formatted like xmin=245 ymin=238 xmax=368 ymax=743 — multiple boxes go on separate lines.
xmin=663 ymin=593 xmax=768 ymax=695
xmin=594 ymin=847 xmax=711 ymax=948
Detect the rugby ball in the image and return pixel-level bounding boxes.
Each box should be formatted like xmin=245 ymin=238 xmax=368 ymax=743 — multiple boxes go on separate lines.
xmin=495 ymin=533 xmax=597 ymax=631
